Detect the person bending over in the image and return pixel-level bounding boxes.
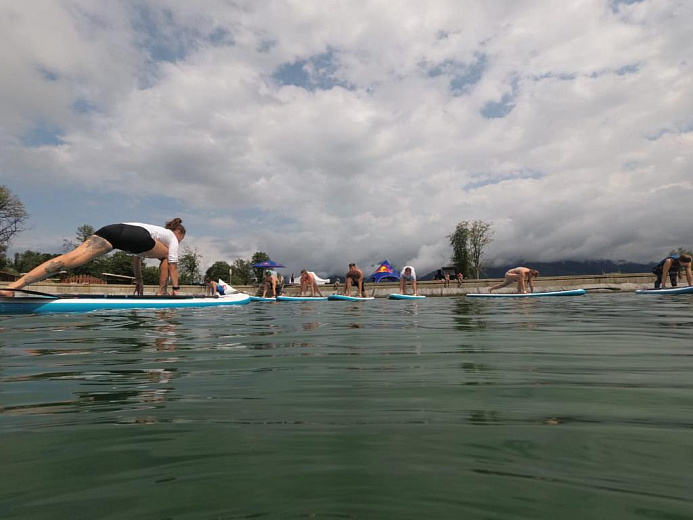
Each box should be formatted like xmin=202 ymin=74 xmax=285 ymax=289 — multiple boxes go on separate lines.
xmin=399 ymin=265 xmax=419 ymax=296
xmin=652 ymin=253 xmax=692 ymax=289
xmin=488 ymin=267 xmax=539 ymax=294
xmin=262 ymin=270 xmax=282 ymax=298
xmin=299 ymin=270 xmax=324 ymax=297
xmin=344 ymin=263 xmax=367 ymax=297
xmin=1 ymin=219 xmax=185 ymax=297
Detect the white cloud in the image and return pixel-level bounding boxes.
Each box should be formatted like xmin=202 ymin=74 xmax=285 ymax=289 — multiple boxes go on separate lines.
xmin=1 ymin=0 xmax=692 ymax=277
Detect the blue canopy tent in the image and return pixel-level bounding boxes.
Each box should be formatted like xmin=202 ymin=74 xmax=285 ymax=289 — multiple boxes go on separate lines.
xmin=251 ymin=260 xmax=285 ymax=269
xmin=369 ymin=260 xmax=400 ymax=283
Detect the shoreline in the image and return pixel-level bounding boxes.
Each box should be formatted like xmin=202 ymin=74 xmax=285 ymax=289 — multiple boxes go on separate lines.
xmin=2 ymin=272 xmax=657 ymax=297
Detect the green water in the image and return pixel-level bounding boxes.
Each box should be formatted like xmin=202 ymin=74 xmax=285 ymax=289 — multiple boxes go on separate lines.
xmin=1 ymin=294 xmax=692 ymax=519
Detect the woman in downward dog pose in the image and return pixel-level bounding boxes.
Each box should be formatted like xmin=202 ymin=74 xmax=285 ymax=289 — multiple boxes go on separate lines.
xmin=488 ymin=267 xmax=539 ymax=294
xmin=0 ymin=219 xmax=186 ymax=297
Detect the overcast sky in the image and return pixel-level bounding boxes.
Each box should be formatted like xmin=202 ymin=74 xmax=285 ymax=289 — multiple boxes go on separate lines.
xmin=1 ymin=0 xmax=691 ymax=277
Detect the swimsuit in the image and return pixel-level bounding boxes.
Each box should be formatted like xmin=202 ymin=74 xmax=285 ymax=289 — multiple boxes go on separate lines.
xmin=94 ymin=224 xmax=155 ymax=254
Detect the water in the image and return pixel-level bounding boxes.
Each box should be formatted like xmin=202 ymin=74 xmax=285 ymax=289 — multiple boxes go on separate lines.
xmin=1 ymin=294 xmax=692 ymax=519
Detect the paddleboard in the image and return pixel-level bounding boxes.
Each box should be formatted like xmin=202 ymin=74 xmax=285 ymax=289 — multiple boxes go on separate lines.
xmin=276 ymin=296 xmax=328 ymax=302
xmin=0 ymin=292 xmax=251 ymax=315
xmin=635 ymin=286 xmax=693 ymax=295
xmin=250 ymin=296 xmax=277 ymax=302
xmin=466 ymin=289 xmax=586 ymax=298
xmin=327 ymin=294 xmax=375 ymax=302
xmin=388 ymin=294 xmax=426 ymax=300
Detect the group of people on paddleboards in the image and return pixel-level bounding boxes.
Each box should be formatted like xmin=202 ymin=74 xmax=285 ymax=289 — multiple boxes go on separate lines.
xmin=1 ymin=218 xmax=691 ymax=298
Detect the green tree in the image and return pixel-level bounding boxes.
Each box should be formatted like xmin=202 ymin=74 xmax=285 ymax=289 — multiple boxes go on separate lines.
xmin=468 ymin=220 xmax=494 ymax=279
xmin=63 ymin=224 xmax=95 ymax=252
xmin=0 ymin=186 xmax=29 ymax=257
xmin=250 ymin=251 xmax=270 ymax=282
xmin=13 ymin=250 xmax=59 ymax=275
xmin=230 ymin=258 xmax=252 ymax=285
xmin=669 ymin=247 xmax=693 ymax=257
xmin=448 ymin=220 xmax=493 ymax=279
xmin=205 ymin=261 xmax=232 ymax=282
xmin=178 ymin=246 xmax=202 ymax=284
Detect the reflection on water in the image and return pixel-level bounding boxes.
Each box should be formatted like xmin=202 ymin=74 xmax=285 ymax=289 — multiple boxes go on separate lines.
xmin=1 ymin=295 xmax=693 ymax=519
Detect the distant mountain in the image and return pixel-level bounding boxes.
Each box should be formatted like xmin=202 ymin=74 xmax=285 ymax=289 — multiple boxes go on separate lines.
xmin=420 ymin=260 xmax=655 ymax=280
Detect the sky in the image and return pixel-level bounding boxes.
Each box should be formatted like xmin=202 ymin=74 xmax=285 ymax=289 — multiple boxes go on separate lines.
xmin=1 ymin=0 xmax=691 ymax=278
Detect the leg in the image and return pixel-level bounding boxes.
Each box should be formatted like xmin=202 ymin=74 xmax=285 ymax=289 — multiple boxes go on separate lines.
xmin=399 ymin=278 xmax=405 ymax=294
xmin=488 ymin=278 xmax=513 ymax=292
xmin=669 ymin=271 xmax=678 ymax=287
xmin=314 ymin=281 xmax=323 ymax=297
xmin=158 ymin=259 xmax=169 ymax=295
xmin=2 ymin=236 xmax=113 ymax=296
xmin=343 ymin=278 xmax=353 ymax=295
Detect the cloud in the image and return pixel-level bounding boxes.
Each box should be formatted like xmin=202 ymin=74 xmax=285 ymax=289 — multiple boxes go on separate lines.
xmin=1 ymin=0 xmax=692 ymax=277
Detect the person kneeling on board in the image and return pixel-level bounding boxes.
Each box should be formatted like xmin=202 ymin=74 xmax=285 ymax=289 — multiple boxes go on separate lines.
xmin=399 ymin=265 xmax=419 ymax=296
xmin=488 ymin=267 xmax=539 ymax=294
xmin=0 ymin=219 xmax=186 ymax=298
xmin=651 ymin=253 xmax=692 ymax=289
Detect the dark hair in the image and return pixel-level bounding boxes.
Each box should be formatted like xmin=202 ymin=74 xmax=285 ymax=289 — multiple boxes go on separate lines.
xmin=165 ymin=218 xmax=186 ymax=235
xmin=680 ymin=254 xmax=692 ymax=263
xmin=530 ymin=269 xmax=540 ymax=277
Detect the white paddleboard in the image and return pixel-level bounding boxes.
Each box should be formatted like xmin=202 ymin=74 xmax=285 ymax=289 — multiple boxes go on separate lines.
xmin=276 ymin=296 xmax=328 ymax=301
xmin=328 ymin=294 xmax=375 ymax=302
xmin=635 ymin=286 xmax=693 ymax=295
xmin=250 ymin=296 xmax=277 ymax=302
xmin=466 ymin=289 xmax=586 ymax=298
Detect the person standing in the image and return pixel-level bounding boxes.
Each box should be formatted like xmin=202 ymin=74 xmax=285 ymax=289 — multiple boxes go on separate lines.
xmin=652 ymin=253 xmax=692 ymax=289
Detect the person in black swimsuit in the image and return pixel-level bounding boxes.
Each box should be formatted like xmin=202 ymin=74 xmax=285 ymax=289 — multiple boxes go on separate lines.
xmin=1 ymin=219 xmax=186 ymax=297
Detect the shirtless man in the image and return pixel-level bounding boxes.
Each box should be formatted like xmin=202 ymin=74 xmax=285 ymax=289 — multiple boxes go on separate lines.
xmin=399 ymin=265 xmax=419 ymax=296
xmin=344 ymin=263 xmax=367 ymax=297
xmin=262 ymin=270 xmax=282 ymax=298
xmin=299 ymin=270 xmax=324 ymax=297
xmin=488 ymin=267 xmax=539 ymax=294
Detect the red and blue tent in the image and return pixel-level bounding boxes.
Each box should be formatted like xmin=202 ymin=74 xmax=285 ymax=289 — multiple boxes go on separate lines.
xmin=369 ymin=260 xmax=400 ymax=283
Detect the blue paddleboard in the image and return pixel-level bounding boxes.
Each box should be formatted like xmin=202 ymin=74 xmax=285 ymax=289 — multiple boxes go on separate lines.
xmin=635 ymin=286 xmax=693 ymax=295
xmin=250 ymin=296 xmax=277 ymax=302
xmin=276 ymin=296 xmax=328 ymax=301
xmin=466 ymin=289 xmax=586 ymax=298
xmin=388 ymin=294 xmax=426 ymax=300
xmin=328 ymin=294 xmax=375 ymax=302
xmin=0 ymin=293 xmax=251 ymax=315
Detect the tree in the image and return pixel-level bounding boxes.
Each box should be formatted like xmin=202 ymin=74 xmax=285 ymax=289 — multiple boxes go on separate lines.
xmin=670 ymin=247 xmax=693 ymax=257
xmin=178 ymin=246 xmax=202 ymax=284
xmin=0 ymin=186 xmax=29 ymax=253
xmin=63 ymin=224 xmax=95 ymax=252
xmin=250 ymin=251 xmax=270 ymax=282
xmin=13 ymin=250 xmax=59 ymax=275
xmin=230 ymin=258 xmax=253 ymax=285
xmin=448 ymin=220 xmax=493 ymax=279
xmin=205 ymin=261 xmax=232 ymax=282
xmin=468 ymin=220 xmax=494 ymax=279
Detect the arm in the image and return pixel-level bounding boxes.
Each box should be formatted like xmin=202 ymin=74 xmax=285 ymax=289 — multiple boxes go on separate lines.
xmin=686 ymin=264 xmax=692 ymax=286
xmin=518 ymin=276 xmax=527 ymax=293
xmin=528 ymin=275 xmax=535 ymax=293
xmin=133 ymin=256 xmax=144 ymax=295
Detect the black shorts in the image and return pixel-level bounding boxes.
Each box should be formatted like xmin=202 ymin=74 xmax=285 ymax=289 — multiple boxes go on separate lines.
xmin=94 ymin=224 xmax=155 ymax=254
